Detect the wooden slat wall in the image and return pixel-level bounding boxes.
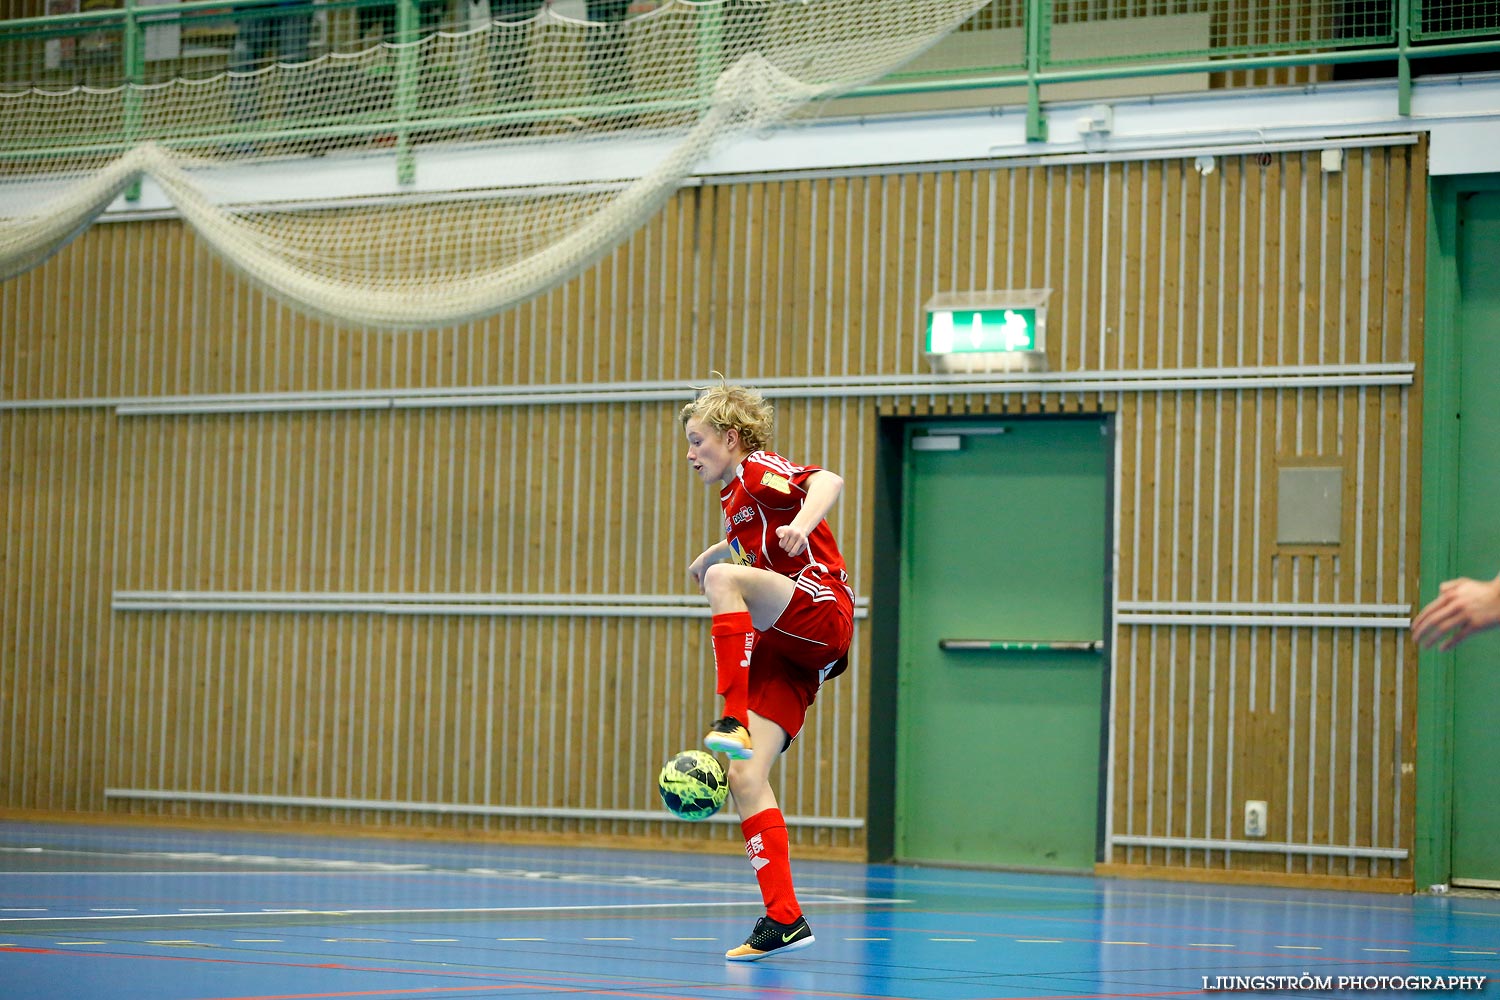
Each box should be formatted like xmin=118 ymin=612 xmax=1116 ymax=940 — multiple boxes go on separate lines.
xmin=0 ymin=142 xmax=1424 ymax=878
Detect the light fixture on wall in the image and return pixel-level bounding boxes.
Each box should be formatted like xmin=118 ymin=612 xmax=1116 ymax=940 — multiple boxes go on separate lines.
xmin=923 ymin=290 xmax=1051 ymax=373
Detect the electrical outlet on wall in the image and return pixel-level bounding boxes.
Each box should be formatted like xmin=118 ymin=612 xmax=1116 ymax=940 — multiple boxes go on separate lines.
xmin=1244 ymin=800 xmax=1268 ymax=838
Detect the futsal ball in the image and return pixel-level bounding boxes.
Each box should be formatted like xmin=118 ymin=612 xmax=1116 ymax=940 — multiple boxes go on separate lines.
xmin=657 ymin=749 xmax=729 ymax=821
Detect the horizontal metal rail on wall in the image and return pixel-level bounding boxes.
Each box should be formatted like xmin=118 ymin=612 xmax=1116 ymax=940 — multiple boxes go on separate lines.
xmin=103 ymin=787 xmax=865 ymax=829
xmin=940 ymin=639 xmax=1104 ymax=652
xmin=0 ymin=364 xmax=1416 ymax=415
xmin=112 ymin=590 xmax=871 ymax=618
xmin=1116 ymin=601 xmax=1413 ymax=630
xmin=1111 ymin=834 xmax=1407 ymax=861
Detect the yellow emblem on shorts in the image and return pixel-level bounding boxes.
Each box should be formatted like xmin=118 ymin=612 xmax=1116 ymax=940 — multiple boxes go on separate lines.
xmin=760 ymin=471 xmax=791 ymax=494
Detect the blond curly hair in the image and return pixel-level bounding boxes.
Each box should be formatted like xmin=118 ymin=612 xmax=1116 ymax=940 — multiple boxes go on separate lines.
xmin=679 ymin=374 xmax=774 ymax=454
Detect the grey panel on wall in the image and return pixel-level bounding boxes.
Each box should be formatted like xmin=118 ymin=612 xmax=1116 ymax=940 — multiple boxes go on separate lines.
xmin=1277 ymin=466 xmax=1343 ymax=545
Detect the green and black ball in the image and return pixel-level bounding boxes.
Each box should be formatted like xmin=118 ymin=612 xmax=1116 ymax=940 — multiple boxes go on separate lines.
xmin=657 ymin=749 xmax=729 ymax=821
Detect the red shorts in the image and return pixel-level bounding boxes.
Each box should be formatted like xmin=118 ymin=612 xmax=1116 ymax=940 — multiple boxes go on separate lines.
xmin=748 ymin=568 xmax=854 ymax=745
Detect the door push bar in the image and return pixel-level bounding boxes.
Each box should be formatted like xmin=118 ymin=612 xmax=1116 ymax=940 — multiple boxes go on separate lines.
xmin=939 ymin=639 xmax=1105 ymax=653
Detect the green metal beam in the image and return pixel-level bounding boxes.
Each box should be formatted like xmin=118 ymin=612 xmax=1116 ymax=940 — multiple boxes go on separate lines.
xmin=394 ymin=0 xmax=419 ymax=185
xmin=849 ymin=39 xmax=1500 ymax=100
xmin=1414 ymin=172 xmax=1500 ymax=892
xmin=122 ymin=0 xmax=142 ymax=201
xmin=1024 ymin=0 xmax=1047 ymax=142
xmin=0 ymin=97 xmax=708 ymax=163
xmin=696 ymin=2 xmax=724 ymax=100
xmin=1414 ymin=177 xmax=1461 ymax=891
xmin=1398 ymin=0 xmax=1412 ymax=116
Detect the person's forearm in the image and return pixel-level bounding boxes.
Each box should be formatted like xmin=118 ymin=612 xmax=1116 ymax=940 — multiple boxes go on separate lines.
xmin=701 ymin=539 xmax=734 ymax=564
xmin=792 ymin=471 xmax=844 ymax=534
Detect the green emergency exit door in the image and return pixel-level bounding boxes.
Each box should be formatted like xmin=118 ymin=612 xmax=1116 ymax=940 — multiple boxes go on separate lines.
xmin=895 ymin=417 xmax=1111 ymax=870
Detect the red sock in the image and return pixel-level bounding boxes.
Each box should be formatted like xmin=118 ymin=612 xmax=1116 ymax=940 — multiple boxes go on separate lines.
xmin=742 ymin=807 xmax=800 ymax=924
xmin=711 ymin=611 xmax=754 ymax=723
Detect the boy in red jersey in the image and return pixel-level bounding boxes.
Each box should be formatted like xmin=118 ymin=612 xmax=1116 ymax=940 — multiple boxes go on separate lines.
xmin=680 ymin=377 xmax=854 ymax=962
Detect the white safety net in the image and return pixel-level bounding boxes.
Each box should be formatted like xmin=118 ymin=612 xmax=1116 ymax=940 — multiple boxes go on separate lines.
xmin=0 ymin=0 xmax=991 ymax=328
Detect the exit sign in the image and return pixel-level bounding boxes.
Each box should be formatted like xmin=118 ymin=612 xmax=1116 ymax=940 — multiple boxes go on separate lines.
xmin=927 ymin=307 xmax=1038 ymax=354
xmin=923 ymin=290 xmax=1051 ymax=372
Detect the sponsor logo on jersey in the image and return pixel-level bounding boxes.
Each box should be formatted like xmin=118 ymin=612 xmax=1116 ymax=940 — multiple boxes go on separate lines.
xmin=730 ymin=506 xmax=756 ymax=526
xmin=728 ymin=537 xmax=757 ymax=567
xmin=760 ymin=471 xmax=791 ymax=494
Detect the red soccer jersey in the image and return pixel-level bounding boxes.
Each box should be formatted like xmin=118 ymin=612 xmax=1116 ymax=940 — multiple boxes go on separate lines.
xmin=720 ymin=450 xmax=849 ymax=587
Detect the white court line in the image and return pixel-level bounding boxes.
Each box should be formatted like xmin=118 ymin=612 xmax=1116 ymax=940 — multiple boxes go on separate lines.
xmin=0 ymin=897 xmax=906 ymax=924
xmin=1274 ymin=945 xmax=1323 ymax=950
xmin=4 ymin=872 xmax=426 ymax=877
xmin=1363 ymin=948 xmax=1410 ymax=953
xmin=0 ymin=846 xmax=420 ymax=864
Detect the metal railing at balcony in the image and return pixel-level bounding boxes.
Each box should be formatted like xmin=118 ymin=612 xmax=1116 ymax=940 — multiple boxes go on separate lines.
xmin=0 ymin=1 xmax=1495 ymax=156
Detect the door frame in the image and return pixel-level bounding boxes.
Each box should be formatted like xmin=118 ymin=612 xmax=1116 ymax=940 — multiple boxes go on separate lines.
xmin=866 ymin=412 xmax=1117 ymax=866
xmin=1415 ymin=172 xmax=1500 ymax=889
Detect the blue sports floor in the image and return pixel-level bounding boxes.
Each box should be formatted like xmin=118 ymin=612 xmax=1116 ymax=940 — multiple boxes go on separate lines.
xmin=2 ymin=820 xmax=1497 ymax=999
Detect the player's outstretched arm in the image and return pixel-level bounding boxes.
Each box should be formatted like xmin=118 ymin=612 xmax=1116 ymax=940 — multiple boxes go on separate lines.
xmin=776 ymin=470 xmax=843 ymax=556
xmin=1412 ymin=573 xmax=1500 ymax=651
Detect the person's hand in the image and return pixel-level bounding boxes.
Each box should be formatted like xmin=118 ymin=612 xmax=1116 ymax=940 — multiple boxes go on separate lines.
xmin=688 ymin=552 xmax=711 ymax=593
xmin=1412 ymin=575 xmax=1500 ymax=651
xmin=776 ymin=524 xmax=809 ymax=557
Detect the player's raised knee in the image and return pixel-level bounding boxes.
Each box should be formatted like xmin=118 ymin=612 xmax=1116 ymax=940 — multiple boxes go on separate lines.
xmin=702 ymin=561 xmax=745 ymax=597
